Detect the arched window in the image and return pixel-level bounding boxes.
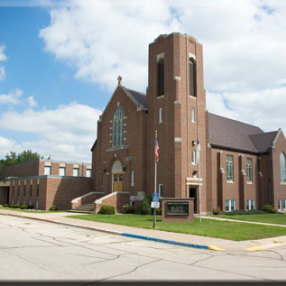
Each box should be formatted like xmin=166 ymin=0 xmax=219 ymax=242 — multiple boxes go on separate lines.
xmin=157 ymin=59 xmax=164 ymax=96
xmin=189 ymin=58 xmax=196 ymax=97
xmin=280 ymin=152 xmax=286 ymax=183
xmin=112 ymin=107 xmax=124 ymax=147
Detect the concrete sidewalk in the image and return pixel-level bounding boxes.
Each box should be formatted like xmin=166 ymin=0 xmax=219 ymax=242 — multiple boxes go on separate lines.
xmin=1 ymin=209 xmax=286 ymax=252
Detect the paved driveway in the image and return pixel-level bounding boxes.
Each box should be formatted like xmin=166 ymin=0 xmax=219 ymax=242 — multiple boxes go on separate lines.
xmin=0 ymin=215 xmax=286 ymax=281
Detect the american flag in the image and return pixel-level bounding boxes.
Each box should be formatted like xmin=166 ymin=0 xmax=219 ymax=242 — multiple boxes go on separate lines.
xmin=154 ymin=136 xmax=160 ymax=162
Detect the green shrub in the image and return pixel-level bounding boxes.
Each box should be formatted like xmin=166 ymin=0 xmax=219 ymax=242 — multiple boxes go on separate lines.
xmin=262 ymin=204 xmax=277 ymax=214
xmin=49 ymin=204 xmax=57 ymax=211
xmin=223 ymin=209 xmax=267 ymax=215
xmin=99 ymin=205 xmax=115 ymax=214
xmin=27 ymin=205 xmax=34 ymax=209
xmin=155 ymin=208 xmax=162 ymax=215
xmin=3 ymin=204 xmax=10 ymax=208
xmin=140 ymin=196 xmax=152 ymax=215
xmin=20 ymin=204 xmax=28 ymax=209
xmin=122 ymin=204 xmax=136 ymax=214
xmin=212 ymin=207 xmax=221 ymax=215
xmin=10 ymin=204 xmax=20 ymax=208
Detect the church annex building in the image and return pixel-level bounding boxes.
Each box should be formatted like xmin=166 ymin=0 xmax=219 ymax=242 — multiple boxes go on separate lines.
xmin=1 ymin=33 xmax=286 ymax=213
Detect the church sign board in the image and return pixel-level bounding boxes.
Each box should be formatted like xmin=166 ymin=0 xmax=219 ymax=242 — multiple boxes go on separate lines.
xmin=161 ymin=198 xmax=194 ymax=222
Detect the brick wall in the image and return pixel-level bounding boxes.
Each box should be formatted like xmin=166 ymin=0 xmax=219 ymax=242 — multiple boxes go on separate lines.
xmin=2 ymin=160 xmax=40 ymax=178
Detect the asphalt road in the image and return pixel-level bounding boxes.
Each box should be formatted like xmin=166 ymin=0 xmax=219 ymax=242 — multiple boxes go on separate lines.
xmin=0 ymin=215 xmax=286 ymax=282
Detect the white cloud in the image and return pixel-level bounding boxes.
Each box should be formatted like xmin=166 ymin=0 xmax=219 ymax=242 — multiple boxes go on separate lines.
xmin=0 ymin=136 xmax=20 ymax=156
xmin=26 ymin=96 xmax=38 ymax=108
xmin=0 ymin=89 xmax=23 ymax=105
xmin=0 ymin=45 xmax=7 ymax=81
xmin=0 ymin=103 xmax=101 ymax=162
xmin=0 ymin=66 xmax=5 ymax=81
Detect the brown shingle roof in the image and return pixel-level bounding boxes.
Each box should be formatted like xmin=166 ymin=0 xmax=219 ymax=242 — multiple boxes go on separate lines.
xmin=208 ymin=112 xmax=276 ymax=154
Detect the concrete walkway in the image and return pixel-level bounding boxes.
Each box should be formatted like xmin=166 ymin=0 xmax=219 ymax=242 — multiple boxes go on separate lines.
xmin=1 ymin=209 xmax=286 ymax=252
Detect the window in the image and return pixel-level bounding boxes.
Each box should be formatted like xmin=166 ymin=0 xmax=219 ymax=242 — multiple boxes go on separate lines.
xmin=159 ymin=107 xmax=163 ymax=123
xmin=86 ymin=169 xmax=91 ymax=177
xmin=191 ymin=108 xmax=195 ymax=123
xmin=225 ymin=199 xmax=236 ymax=212
xmin=192 ymin=150 xmax=196 ymax=165
xmin=280 ymin=152 xmax=286 ymax=184
xmin=283 ymin=199 xmax=286 ymax=210
xmin=278 ymin=199 xmax=282 ymax=210
xmin=44 ymin=166 xmax=51 ymax=175
xmin=112 ymin=107 xmax=124 ymax=147
xmin=73 ymin=168 xmax=79 ymax=177
xmin=159 ymin=184 xmax=163 ymax=197
xmin=59 ymin=167 xmax=66 ymax=176
xmin=36 ymin=184 xmax=39 ymax=198
xmin=226 ymin=155 xmax=234 ymax=182
xmin=189 ymin=58 xmax=196 ymax=97
xmin=157 ymin=59 xmax=164 ymax=96
xmin=246 ymin=199 xmax=255 ymax=210
xmin=131 ymin=171 xmax=135 ymax=186
xmin=246 ymin=158 xmax=253 ymax=183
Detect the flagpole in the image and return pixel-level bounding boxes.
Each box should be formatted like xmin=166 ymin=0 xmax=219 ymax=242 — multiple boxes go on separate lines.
xmin=153 ymin=130 xmax=158 ymax=229
xmin=197 ymin=138 xmax=202 ymax=223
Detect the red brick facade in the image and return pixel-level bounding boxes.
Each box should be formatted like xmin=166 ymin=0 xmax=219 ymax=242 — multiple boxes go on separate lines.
xmin=92 ymin=33 xmax=286 ymax=214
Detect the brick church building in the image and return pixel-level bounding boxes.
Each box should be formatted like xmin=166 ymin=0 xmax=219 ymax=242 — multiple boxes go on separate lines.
xmin=1 ymin=32 xmax=286 ymax=213
xmin=92 ymin=32 xmax=286 ymax=213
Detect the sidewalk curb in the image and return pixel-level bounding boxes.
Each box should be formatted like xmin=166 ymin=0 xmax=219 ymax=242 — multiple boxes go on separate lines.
xmin=247 ymin=242 xmax=286 ymax=252
xmin=0 ymin=211 xmax=223 ymax=251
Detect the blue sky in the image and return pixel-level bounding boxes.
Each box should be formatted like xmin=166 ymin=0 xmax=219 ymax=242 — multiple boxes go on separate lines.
xmin=0 ymin=0 xmax=285 ymax=162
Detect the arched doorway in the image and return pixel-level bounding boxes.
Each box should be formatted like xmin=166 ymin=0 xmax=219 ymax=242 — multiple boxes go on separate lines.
xmin=111 ymin=160 xmax=124 ymax=192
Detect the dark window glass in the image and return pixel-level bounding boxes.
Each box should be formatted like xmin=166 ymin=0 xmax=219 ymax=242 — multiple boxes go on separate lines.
xmin=189 ymin=58 xmax=196 ymax=97
xmin=157 ymin=59 xmax=164 ymax=96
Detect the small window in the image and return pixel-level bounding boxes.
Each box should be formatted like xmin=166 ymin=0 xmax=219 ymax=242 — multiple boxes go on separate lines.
xmin=280 ymin=152 xmax=286 ymax=184
xmin=159 ymin=107 xmax=163 ymax=123
xmin=246 ymin=199 xmax=255 ymax=210
xmin=86 ymin=169 xmax=91 ymax=177
xmin=36 ymin=184 xmax=39 ymax=198
xmin=157 ymin=59 xmax=165 ymax=96
xmin=283 ymin=199 xmax=286 ymax=210
xmin=226 ymin=155 xmax=234 ymax=182
xmin=278 ymin=200 xmax=282 ymax=210
xmin=191 ymin=108 xmax=195 ymax=123
xmin=44 ymin=166 xmax=51 ymax=175
xmin=192 ymin=150 xmax=196 ymax=165
xmin=131 ymin=170 xmax=135 ymax=186
xmin=246 ymin=158 xmax=253 ymax=183
xmin=189 ymin=58 xmax=196 ymax=97
xmin=225 ymin=199 xmax=236 ymax=212
xmin=59 ymin=167 xmax=66 ymax=176
xmin=73 ymin=168 xmax=79 ymax=177
xmin=159 ymin=184 xmax=163 ymax=197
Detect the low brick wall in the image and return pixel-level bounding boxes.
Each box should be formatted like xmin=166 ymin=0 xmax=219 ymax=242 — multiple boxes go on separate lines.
xmin=71 ymin=192 xmax=105 ymax=209
xmin=94 ymin=192 xmax=130 ymax=213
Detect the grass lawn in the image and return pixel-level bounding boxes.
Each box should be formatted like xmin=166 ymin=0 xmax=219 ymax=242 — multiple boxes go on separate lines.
xmin=68 ymin=214 xmax=286 ymax=241
xmin=214 ymin=214 xmax=286 ymax=225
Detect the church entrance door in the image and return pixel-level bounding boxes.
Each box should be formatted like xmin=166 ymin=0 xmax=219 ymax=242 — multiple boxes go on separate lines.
xmin=113 ymin=174 xmax=123 ymax=192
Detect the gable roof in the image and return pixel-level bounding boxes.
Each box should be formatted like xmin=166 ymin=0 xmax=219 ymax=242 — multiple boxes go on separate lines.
xmin=121 ymin=87 xmax=147 ymax=110
xmin=249 ymin=131 xmax=279 ymax=153
xmin=208 ymin=112 xmax=277 ymax=154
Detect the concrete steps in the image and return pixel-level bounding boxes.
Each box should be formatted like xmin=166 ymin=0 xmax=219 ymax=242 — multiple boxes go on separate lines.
xmin=68 ymin=202 xmax=94 ymax=213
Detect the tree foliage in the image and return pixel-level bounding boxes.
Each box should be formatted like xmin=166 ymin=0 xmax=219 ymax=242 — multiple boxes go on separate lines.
xmin=0 ymin=150 xmax=50 ymax=176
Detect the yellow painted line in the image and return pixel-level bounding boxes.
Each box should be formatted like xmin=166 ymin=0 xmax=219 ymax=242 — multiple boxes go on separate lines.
xmin=247 ymin=242 xmax=286 ymax=252
xmin=208 ymin=245 xmax=225 ymax=251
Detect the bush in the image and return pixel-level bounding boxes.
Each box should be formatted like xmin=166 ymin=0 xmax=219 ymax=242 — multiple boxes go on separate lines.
xmin=27 ymin=205 xmax=34 ymax=209
xmin=262 ymin=204 xmax=277 ymax=214
xmin=212 ymin=207 xmax=221 ymax=215
xmin=99 ymin=205 xmax=115 ymax=215
xmin=20 ymin=204 xmax=28 ymax=209
xmin=140 ymin=196 xmax=152 ymax=215
xmin=122 ymin=204 xmax=136 ymax=214
xmin=223 ymin=209 xmax=266 ymax=215
xmin=49 ymin=204 xmax=57 ymax=211
xmin=10 ymin=204 xmax=20 ymax=208
xmin=3 ymin=204 xmax=10 ymax=208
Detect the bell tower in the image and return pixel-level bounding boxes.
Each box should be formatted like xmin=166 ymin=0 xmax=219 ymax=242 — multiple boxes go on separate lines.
xmin=146 ymin=33 xmax=207 ymax=211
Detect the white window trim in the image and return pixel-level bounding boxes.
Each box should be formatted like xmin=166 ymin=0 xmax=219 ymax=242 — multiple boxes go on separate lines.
xmin=278 ymin=199 xmax=282 ymax=210
xmin=159 ymin=107 xmax=163 ymax=124
xmin=191 ymin=108 xmax=195 ymax=123
xmin=131 ymin=170 xmax=135 ymax=187
xmin=192 ymin=150 xmax=196 ymax=165
xmin=73 ymin=168 xmax=79 ymax=177
xmin=225 ymin=199 xmax=236 ymax=212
